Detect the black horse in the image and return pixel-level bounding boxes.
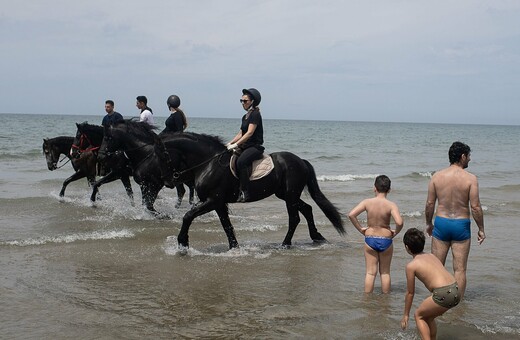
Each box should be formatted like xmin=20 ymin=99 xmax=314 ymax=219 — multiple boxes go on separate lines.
xmin=97 ymin=121 xmax=195 ymax=213
xmin=43 ymin=136 xmax=97 ymax=197
xmin=102 ymin=120 xmax=345 ymax=249
xmin=73 ymin=122 xmax=135 ymax=203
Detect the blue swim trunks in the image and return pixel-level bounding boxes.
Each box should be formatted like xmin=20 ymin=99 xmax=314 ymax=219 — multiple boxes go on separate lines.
xmin=365 ymin=236 xmax=393 ymax=252
xmin=433 ymin=216 xmax=471 ymax=242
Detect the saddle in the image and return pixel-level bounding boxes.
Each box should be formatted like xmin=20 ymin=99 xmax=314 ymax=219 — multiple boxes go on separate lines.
xmin=230 ymin=153 xmax=274 ymax=180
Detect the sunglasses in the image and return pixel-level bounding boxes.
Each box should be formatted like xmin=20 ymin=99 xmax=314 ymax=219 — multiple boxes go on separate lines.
xmin=240 ymin=99 xmax=250 ymax=104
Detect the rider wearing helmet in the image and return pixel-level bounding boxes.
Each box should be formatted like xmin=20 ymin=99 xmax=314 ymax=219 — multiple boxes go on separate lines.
xmin=163 ymin=95 xmax=188 ymax=133
xmin=226 ymin=88 xmax=264 ymax=202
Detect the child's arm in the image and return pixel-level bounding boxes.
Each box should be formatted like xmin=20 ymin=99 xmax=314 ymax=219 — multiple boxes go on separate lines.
xmin=348 ymin=200 xmax=368 ymax=235
xmin=401 ymin=263 xmax=416 ymax=330
xmin=391 ymin=203 xmax=404 ymax=237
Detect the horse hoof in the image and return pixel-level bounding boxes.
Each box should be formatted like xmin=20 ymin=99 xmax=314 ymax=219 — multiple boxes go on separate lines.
xmin=280 ymin=243 xmax=292 ymax=249
xmin=178 ymin=247 xmax=189 ymax=256
xmin=312 ymin=238 xmax=329 ymax=244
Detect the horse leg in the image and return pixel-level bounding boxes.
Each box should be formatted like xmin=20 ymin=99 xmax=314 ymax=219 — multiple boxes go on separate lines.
xmin=215 ymin=205 xmax=239 ymax=249
xmin=282 ymin=199 xmax=302 ymax=247
xmin=174 ymin=183 xmax=186 ymax=208
xmin=120 ymin=175 xmax=134 ymax=205
xmin=178 ymin=199 xmax=218 ymax=249
xmin=90 ymin=171 xmax=117 ymax=202
xmin=141 ymin=184 xmax=161 ymax=214
xmin=59 ymin=171 xmax=86 ymax=197
xmin=296 ymin=198 xmax=327 ymax=243
xmin=188 ymin=184 xmax=195 ymax=205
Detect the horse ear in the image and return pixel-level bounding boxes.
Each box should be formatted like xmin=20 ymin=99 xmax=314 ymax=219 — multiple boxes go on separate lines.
xmin=76 ymin=123 xmax=80 ymax=128
xmin=43 ymin=138 xmax=48 ymax=142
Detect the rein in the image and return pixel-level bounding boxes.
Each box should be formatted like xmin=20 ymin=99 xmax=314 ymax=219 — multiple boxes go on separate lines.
xmin=55 ymin=155 xmax=71 ymax=169
xmin=172 ymin=150 xmax=229 ymax=180
xmin=105 ymin=142 xmax=153 ymax=169
xmin=71 ymin=133 xmax=99 ymax=153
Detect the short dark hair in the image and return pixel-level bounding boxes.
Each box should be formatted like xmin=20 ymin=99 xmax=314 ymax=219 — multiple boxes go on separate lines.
xmin=105 ymin=100 xmax=114 ymax=106
xmin=403 ymin=228 xmax=425 ymax=254
xmin=374 ymin=175 xmax=391 ymax=193
xmin=449 ymin=141 xmax=471 ymax=164
xmin=136 ymin=96 xmax=148 ymax=105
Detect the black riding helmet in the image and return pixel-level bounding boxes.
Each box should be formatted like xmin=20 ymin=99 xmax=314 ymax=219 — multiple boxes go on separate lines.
xmin=167 ymin=95 xmax=181 ymax=109
xmin=242 ymin=88 xmax=261 ymax=107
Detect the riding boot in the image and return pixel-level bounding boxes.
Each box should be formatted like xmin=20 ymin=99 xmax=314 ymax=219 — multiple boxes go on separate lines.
xmin=237 ymin=167 xmax=251 ymax=203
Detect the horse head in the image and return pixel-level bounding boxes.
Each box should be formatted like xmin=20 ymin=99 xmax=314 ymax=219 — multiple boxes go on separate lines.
xmin=99 ymin=120 xmax=158 ymax=166
xmin=72 ymin=122 xmax=103 ymax=158
xmin=42 ymin=136 xmax=74 ymax=170
xmin=42 ymin=138 xmax=59 ymax=170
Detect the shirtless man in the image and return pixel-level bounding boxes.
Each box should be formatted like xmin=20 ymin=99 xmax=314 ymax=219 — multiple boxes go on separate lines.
xmin=348 ymin=175 xmax=404 ymax=293
xmin=401 ymin=228 xmax=460 ymax=340
xmin=425 ymin=141 xmax=486 ymax=299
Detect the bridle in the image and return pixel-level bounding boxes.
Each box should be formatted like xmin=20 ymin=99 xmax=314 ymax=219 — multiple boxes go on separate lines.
xmin=101 ymin=134 xmax=155 ymax=170
xmin=71 ymin=132 xmax=99 ymax=156
xmin=48 ymin=149 xmax=71 ymax=169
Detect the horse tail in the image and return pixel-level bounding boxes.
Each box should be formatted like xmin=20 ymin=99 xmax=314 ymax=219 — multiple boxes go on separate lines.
xmin=303 ymin=159 xmax=345 ymax=235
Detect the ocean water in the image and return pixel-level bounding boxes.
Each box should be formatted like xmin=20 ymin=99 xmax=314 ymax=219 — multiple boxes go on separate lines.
xmin=0 ymin=113 xmax=519 ymax=339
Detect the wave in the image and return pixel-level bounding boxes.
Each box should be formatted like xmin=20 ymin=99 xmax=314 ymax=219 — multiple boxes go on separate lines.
xmin=476 ymin=315 xmax=520 ymax=336
xmin=1 ymin=229 xmax=137 ymax=247
xmin=0 ymin=150 xmax=45 ymax=161
xmin=397 ymin=171 xmax=434 ymax=180
xmin=496 ymin=183 xmax=520 ymax=192
xmin=402 ymin=211 xmax=422 ymax=217
xmin=163 ymin=236 xmax=342 ymax=258
xmin=203 ymin=223 xmax=281 ymax=233
xmin=310 ymin=155 xmax=343 ymax=161
xmin=317 ymin=174 xmax=379 ymax=182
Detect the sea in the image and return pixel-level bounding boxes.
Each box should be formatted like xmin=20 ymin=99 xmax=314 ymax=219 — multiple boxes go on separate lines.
xmin=1 ymin=113 xmax=519 ymax=339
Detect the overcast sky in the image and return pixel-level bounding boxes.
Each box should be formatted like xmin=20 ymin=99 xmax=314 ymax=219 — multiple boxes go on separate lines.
xmin=1 ymin=1 xmax=519 ymax=125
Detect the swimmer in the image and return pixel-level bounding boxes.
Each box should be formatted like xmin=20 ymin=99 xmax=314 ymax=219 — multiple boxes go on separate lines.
xmin=401 ymin=228 xmax=460 ymax=340
xmin=348 ymin=175 xmax=403 ymax=293
xmin=425 ymin=141 xmax=486 ymax=299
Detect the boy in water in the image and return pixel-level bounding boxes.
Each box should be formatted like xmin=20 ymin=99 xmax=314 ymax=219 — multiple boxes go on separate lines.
xmin=348 ymin=175 xmax=403 ymax=293
xmin=401 ymin=228 xmax=460 ymax=340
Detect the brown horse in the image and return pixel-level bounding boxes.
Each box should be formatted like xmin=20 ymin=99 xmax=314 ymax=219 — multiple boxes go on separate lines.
xmin=73 ymin=122 xmax=134 ymax=203
xmin=42 ymin=136 xmax=97 ymax=197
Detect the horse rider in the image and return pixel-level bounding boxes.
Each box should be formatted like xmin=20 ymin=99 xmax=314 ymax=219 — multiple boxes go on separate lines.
xmin=136 ymin=95 xmax=155 ymax=126
xmin=226 ymin=88 xmax=264 ymax=202
xmin=101 ymin=99 xmax=124 ymax=128
xmin=163 ymin=95 xmax=188 ymax=133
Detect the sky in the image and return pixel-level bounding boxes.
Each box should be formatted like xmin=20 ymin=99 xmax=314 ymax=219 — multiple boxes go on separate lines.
xmin=1 ymin=1 xmax=519 ymax=125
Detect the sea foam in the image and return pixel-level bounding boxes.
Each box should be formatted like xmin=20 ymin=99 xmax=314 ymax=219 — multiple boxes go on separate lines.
xmin=2 ymin=229 xmax=136 ymax=247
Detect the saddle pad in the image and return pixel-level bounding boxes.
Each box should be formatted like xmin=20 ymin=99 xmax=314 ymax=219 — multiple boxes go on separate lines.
xmin=230 ymin=153 xmax=274 ymax=180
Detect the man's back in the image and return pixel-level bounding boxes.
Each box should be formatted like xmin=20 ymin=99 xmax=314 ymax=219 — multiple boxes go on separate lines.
xmin=430 ymin=165 xmax=477 ymax=219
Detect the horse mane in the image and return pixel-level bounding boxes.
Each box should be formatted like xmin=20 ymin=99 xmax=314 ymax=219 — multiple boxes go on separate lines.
xmin=45 ymin=136 xmax=74 ymax=145
xmin=179 ymin=131 xmax=226 ymax=149
xmin=43 ymin=136 xmax=74 ymax=154
xmin=117 ymin=119 xmax=159 ymax=143
xmin=77 ymin=121 xmax=103 ymax=134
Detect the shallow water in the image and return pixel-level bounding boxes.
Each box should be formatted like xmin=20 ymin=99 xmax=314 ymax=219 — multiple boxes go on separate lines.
xmin=1 ymin=114 xmax=519 ymax=339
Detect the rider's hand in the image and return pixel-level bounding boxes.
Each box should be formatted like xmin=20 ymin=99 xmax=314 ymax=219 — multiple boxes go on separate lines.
xmin=227 ymin=143 xmax=238 ymax=151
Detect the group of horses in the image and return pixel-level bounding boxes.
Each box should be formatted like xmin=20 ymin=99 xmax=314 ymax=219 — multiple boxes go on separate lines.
xmin=43 ymin=120 xmax=345 ymax=249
